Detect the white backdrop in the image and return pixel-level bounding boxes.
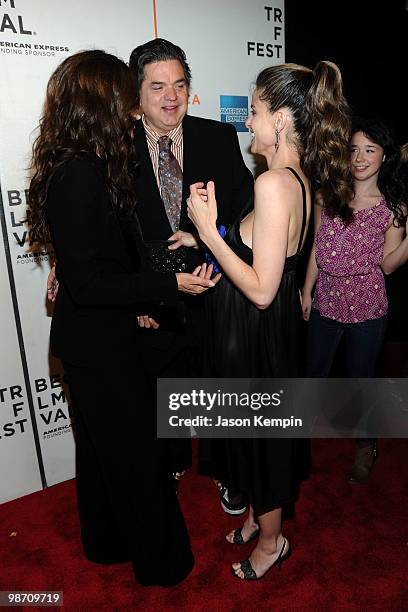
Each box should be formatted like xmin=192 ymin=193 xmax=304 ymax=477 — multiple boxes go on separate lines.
xmin=0 ymin=0 xmax=285 ymax=503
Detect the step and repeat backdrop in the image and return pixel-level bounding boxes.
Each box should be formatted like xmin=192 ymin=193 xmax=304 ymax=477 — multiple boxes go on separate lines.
xmin=0 ymin=0 xmax=285 ymax=503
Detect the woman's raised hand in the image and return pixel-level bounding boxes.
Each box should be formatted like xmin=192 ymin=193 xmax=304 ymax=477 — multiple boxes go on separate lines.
xmin=187 ymin=181 xmax=218 ymax=242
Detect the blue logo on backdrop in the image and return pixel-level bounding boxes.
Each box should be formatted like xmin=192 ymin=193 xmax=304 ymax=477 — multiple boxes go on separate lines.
xmin=220 ymin=95 xmax=248 ymax=132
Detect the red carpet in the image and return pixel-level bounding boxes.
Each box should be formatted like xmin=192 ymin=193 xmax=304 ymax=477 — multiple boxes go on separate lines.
xmin=1 ymin=439 xmax=407 ymax=611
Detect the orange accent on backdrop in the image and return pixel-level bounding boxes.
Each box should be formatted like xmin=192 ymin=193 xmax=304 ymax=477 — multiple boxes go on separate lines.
xmin=153 ymin=0 xmax=158 ymax=37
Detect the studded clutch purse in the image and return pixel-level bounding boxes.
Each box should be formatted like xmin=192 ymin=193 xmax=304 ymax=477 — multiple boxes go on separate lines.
xmin=144 ymin=239 xmax=189 ymax=273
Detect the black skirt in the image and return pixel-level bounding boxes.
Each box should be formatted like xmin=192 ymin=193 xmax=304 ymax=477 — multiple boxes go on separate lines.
xmin=199 ymin=219 xmax=307 ymax=515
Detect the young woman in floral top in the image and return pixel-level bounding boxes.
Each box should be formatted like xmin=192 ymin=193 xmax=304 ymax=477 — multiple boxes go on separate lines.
xmin=302 ymin=117 xmax=408 ymax=484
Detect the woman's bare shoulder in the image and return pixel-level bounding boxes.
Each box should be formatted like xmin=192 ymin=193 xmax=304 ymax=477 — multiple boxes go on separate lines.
xmin=254 ymin=168 xmax=296 ymax=195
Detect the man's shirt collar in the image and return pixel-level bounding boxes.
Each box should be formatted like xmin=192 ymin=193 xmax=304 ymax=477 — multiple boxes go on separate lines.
xmin=142 ymin=114 xmax=183 ymax=148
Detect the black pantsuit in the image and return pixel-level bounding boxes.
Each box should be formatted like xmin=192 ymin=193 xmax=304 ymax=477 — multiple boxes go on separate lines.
xmin=47 ymin=154 xmax=193 ymax=586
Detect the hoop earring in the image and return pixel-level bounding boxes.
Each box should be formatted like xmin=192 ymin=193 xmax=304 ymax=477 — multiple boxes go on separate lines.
xmin=274 ymin=129 xmax=280 ymax=153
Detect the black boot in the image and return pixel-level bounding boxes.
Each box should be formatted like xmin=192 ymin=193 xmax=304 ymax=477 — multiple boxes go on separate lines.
xmin=347 ymin=439 xmax=378 ymax=484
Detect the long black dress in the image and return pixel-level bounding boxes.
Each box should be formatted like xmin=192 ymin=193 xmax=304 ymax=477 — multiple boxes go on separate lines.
xmin=203 ymin=167 xmax=307 ymax=516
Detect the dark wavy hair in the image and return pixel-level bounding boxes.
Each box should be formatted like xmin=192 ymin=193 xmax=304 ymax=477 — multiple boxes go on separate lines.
xmin=129 ymin=38 xmax=191 ymax=97
xmin=256 ymin=61 xmax=354 ymax=223
xmin=352 ymin=117 xmax=407 ymax=227
xmin=29 ymin=50 xmax=139 ymax=243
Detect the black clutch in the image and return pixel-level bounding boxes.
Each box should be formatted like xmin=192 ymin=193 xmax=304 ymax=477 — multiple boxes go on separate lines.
xmin=144 ymin=239 xmax=189 ymax=273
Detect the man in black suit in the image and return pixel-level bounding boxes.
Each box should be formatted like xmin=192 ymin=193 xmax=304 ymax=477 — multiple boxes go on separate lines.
xmin=129 ymin=39 xmax=253 ymax=505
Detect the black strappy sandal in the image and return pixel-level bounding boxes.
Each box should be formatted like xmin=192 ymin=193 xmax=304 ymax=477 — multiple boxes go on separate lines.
xmin=231 ymin=538 xmax=291 ymax=580
xmin=228 ymin=525 xmax=260 ymax=545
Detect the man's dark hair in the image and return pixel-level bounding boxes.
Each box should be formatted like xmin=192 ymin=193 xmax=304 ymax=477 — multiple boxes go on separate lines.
xmin=129 ymin=38 xmax=192 ymax=97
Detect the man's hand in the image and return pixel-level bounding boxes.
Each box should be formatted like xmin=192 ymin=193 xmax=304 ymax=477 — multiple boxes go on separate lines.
xmin=168 ymin=230 xmax=199 ymax=250
xmin=194 ymin=261 xmax=221 ymax=283
xmin=47 ymin=265 xmax=59 ymax=302
xmin=176 ymin=262 xmax=221 ymax=295
xmin=137 ymin=315 xmax=160 ymax=329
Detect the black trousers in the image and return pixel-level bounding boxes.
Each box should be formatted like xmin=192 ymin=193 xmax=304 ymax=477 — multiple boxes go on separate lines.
xmin=63 ymin=357 xmax=194 ymax=587
xmin=137 ymin=300 xmax=206 ymax=473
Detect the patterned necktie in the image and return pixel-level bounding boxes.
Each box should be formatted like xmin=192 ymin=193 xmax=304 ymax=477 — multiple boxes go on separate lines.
xmin=158 ymin=136 xmax=183 ymax=232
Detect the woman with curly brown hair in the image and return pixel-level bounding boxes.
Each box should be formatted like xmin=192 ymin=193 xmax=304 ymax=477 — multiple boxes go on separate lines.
xmin=187 ymin=61 xmax=352 ymax=580
xmin=29 ymin=50 xmax=216 ymax=587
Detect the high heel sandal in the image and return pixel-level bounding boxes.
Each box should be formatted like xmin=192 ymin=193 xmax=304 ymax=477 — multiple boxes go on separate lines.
xmin=231 ymin=537 xmax=291 ymax=580
xmin=228 ymin=525 xmax=260 ymax=545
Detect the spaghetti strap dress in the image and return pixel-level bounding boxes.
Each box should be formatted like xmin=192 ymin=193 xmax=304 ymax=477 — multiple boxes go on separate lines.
xmin=203 ymin=167 xmax=307 ymax=515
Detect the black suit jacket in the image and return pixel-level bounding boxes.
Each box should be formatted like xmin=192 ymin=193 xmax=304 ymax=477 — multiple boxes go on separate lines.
xmin=134 ymin=114 xmax=253 ymax=241
xmin=46 ymin=155 xmax=178 ymax=365
xmin=132 ymin=115 xmax=253 ymax=360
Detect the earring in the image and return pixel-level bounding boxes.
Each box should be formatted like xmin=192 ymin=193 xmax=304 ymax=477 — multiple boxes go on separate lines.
xmin=382 ymin=154 xmax=386 ymax=162
xmin=274 ymin=129 xmax=280 ymax=153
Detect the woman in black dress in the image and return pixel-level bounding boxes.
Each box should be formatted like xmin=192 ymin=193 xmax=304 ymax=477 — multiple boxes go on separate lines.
xmin=188 ymin=61 xmax=352 ymax=579
xmin=28 ymin=50 xmax=216 ymax=587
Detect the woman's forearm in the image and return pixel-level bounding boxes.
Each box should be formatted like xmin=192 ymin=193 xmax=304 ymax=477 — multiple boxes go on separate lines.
xmin=302 ymin=243 xmax=319 ymax=294
xmin=203 ymin=229 xmax=283 ymax=309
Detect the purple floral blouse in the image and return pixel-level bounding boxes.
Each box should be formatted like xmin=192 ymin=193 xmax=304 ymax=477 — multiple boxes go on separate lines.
xmin=313 ymin=200 xmax=391 ymax=323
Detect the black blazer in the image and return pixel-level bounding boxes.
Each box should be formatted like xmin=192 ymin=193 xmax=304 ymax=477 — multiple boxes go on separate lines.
xmin=133 ymin=114 xmax=254 ymax=241
xmin=131 ymin=115 xmax=253 ymax=352
xmin=46 ymin=155 xmax=178 ymax=364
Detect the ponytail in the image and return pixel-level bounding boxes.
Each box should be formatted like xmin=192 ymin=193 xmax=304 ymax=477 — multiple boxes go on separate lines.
xmin=303 ymin=61 xmax=354 ymax=223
